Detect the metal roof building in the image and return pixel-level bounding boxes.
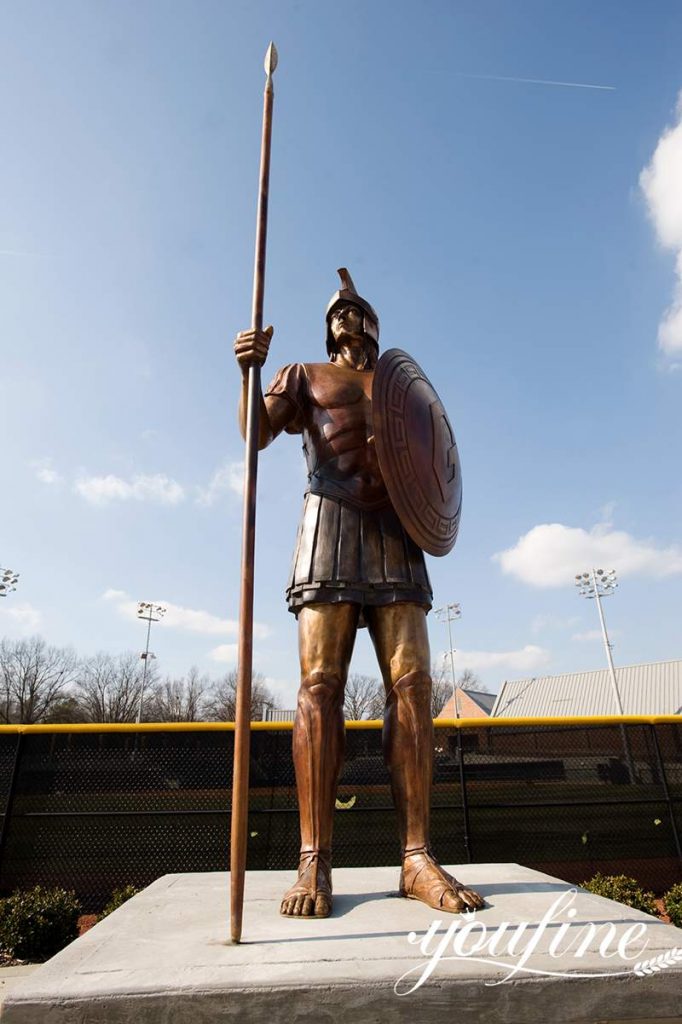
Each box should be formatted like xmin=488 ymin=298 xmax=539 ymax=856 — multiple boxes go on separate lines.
xmin=491 ymin=658 xmax=682 ymax=718
xmin=262 ymin=708 xmax=296 ymax=722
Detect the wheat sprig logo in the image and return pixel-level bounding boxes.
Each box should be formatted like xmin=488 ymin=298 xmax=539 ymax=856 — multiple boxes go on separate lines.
xmin=633 ymin=948 xmax=682 ymax=976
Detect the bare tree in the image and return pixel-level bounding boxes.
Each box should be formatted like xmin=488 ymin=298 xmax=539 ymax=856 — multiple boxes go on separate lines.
xmin=203 ymin=670 xmax=279 ymax=722
xmin=75 ymin=651 xmax=158 ymax=723
xmin=430 ymin=659 xmax=453 ymax=718
xmin=458 ymin=668 xmax=490 ymax=693
xmin=343 ymin=674 xmax=384 ymax=720
xmin=43 ymin=694 xmax=89 ymax=724
xmin=148 ymin=667 xmax=208 ymax=722
xmin=0 ymin=636 xmax=78 ymax=723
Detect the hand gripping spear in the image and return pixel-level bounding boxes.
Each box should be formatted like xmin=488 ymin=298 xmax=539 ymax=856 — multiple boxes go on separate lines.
xmin=230 ymin=41 xmax=277 ymax=945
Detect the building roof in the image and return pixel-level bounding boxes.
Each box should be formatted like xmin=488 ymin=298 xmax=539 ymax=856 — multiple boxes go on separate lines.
xmin=438 ymin=688 xmax=496 ymax=718
xmin=466 ymin=690 xmax=497 ymax=714
xmin=264 ymin=709 xmax=296 ymax=722
xmin=491 ymin=658 xmax=682 ymax=718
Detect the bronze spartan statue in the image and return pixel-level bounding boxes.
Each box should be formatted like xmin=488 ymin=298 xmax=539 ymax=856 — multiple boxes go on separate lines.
xmin=234 ymin=269 xmax=483 ymax=918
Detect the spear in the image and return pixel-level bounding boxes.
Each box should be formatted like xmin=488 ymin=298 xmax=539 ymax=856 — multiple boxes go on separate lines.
xmin=230 ymin=40 xmax=278 ymax=944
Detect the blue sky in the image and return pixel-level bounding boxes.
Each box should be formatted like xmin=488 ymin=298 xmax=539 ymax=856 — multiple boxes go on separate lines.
xmin=2 ymin=0 xmax=682 ymax=708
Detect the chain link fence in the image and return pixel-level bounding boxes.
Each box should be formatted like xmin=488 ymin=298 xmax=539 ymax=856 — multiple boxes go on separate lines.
xmin=0 ymin=719 xmax=680 ymax=912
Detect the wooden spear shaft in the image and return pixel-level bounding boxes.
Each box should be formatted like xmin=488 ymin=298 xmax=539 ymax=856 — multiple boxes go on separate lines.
xmin=230 ymin=41 xmax=278 ymax=945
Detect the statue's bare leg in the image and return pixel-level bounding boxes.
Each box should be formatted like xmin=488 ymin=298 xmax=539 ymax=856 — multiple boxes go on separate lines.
xmin=280 ymin=602 xmax=360 ymax=917
xmin=366 ymin=603 xmax=484 ymax=913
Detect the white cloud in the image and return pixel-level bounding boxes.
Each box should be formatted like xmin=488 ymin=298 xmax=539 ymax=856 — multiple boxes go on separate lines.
xmin=494 ymin=521 xmax=682 ymax=587
xmin=530 ymin=613 xmax=580 ymax=636
xmin=209 ymin=644 xmax=238 ymax=664
xmin=31 ymin=458 xmax=62 ymax=485
xmin=640 ymin=92 xmax=682 ymax=355
xmin=441 ymin=645 xmax=550 ymax=674
xmin=75 ymin=473 xmax=185 ymax=506
xmin=263 ymin=675 xmax=298 ymax=704
xmin=0 ymin=602 xmax=42 ymax=632
xmin=572 ymin=628 xmax=621 ymax=643
xmin=102 ymin=590 xmax=269 ymax=639
xmin=164 ymin=605 xmax=239 ymax=636
xmin=196 ymin=461 xmax=244 ymax=506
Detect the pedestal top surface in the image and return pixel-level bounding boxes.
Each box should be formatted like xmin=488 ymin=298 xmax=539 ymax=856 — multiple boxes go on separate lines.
xmin=3 ymin=864 xmax=682 ymax=1023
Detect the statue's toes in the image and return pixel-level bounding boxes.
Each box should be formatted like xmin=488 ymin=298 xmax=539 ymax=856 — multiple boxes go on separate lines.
xmin=314 ymin=892 xmax=332 ymax=918
xmin=439 ymin=889 xmax=468 ymax=913
xmin=280 ymin=889 xmax=331 ymax=917
xmin=301 ymin=895 xmax=315 ymax=916
xmin=458 ymin=887 xmax=485 ymax=910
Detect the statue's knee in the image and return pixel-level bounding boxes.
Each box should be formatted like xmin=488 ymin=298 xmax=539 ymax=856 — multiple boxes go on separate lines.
xmin=390 ymin=670 xmax=432 ymax=710
xmin=298 ymin=670 xmax=343 ymax=710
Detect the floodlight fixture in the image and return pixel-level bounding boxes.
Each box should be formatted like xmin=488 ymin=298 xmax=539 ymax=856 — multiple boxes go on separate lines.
xmin=0 ymin=568 xmax=19 ymax=597
xmin=137 ymin=602 xmax=167 ymax=622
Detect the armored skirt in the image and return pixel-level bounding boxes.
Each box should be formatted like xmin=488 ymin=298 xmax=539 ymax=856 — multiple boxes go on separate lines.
xmin=286 ymin=491 xmax=432 ymax=619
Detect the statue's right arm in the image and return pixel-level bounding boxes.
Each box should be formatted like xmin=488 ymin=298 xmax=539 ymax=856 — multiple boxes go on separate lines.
xmin=234 ymin=327 xmax=294 ymax=450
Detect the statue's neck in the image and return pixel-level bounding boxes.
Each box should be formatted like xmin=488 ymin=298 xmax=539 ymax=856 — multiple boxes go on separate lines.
xmin=333 ymin=340 xmax=372 ymax=371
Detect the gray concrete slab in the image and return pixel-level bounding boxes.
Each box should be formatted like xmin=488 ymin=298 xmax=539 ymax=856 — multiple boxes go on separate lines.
xmin=0 ymin=968 xmax=39 ymax=1013
xmin=1 ymin=864 xmax=681 ymax=1023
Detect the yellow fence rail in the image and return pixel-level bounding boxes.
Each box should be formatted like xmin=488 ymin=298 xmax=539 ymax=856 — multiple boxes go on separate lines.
xmin=0 ymin=714 xmax=679 ymax=734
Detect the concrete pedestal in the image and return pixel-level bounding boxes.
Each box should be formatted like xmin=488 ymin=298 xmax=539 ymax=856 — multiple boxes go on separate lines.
xmin=2 ymin=864 xmax=681 ymax=1023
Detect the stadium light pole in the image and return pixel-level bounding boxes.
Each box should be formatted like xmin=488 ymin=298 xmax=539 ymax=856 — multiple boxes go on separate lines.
xmin=435 ymin=602 xmax=461 ymax=718
xmin=574 ymin=569 xmax=623 ymax=714
xmin=435 ymin=600 xmax=472 ymax=862
xmin=0 ymin=568 xmax=20 ymax=598
xmin=574 ymin=569 xmax=637 ymax=782
xmin=136 ymin=602 xmax=166 ymax=724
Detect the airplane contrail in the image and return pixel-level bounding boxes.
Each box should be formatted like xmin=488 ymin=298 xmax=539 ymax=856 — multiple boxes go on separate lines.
xmin=458 ymin=72 xmax=615 ymax=91
xmin=0 ymin=249 xmax=41 ymax=257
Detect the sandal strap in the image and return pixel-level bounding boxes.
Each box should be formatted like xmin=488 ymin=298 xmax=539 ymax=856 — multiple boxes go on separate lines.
xmin=403 ymin=844 xmax=431 ymax=858
xmin=289 ymin=848 xmax=332 ymax=897
xmin=299 ymin=848 xmax=332 ymax=869
xmin=401 ymin=848 xmax=466 ymax=905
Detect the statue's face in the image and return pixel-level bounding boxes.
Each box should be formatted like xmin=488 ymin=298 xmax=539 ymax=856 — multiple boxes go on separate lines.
xmin=329 ymin=303 xmax=376 ymax=370
xmin=329 ymin=303 xmax=364 ymax=343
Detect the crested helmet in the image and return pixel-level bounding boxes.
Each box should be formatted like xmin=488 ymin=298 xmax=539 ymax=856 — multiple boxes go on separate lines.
xmin=325 ymin=268 xmax=380 ymax=357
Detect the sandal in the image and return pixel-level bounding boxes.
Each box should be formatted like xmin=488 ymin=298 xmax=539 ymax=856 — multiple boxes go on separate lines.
xmin=399 ymin=846 xmax=483 ymax=912
xmin=280 ymin=849 xmax=333 ymax=918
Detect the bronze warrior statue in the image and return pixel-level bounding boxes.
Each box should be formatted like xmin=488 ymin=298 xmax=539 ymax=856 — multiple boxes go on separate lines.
xmin=234 ymin=269 xmax=484 ymax=918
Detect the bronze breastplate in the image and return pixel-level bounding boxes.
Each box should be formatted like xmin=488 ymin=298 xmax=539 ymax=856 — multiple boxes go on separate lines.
xmin=302 ymin=363 xmax=388 ymax=510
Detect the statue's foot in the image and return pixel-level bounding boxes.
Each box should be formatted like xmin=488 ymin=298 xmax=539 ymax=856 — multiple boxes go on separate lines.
xmin=280 ymin=849 xmax=333 ymax=918
xmin=400 ymin=846 xmax=485 ymax=913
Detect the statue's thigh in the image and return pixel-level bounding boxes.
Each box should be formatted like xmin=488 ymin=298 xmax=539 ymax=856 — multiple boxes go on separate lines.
xmin=365 ymin=604 xmax=432 ymax=686
xmin=297 ymin=602 xmax=361 ymax=678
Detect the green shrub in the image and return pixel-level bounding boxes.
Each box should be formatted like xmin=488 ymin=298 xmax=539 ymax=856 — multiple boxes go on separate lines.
xmin=580 ymin=873 xmax=656 ymax=915
xmin=0 ymin=886 xmax=81 ymax=961
xmin=98 ymin=885 xmax=139 ymax=921
xmin=663 ymin=882 xmax=682 ymax=928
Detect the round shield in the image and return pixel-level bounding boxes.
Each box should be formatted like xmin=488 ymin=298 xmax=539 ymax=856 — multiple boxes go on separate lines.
xmin=372 ymin=348 xmax=462 ymax=557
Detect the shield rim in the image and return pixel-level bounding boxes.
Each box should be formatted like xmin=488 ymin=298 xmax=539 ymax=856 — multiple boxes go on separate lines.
xmin=372 ymin=347 xmax=461 ymax=557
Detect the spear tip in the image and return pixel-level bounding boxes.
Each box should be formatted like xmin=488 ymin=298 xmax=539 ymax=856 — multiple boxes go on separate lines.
xmin=264 ymin=42 xmax=278 ymax=77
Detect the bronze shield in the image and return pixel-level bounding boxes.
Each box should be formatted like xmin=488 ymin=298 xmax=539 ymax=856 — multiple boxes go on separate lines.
xmin=372 ymin=348 xmax=461 ymax=557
